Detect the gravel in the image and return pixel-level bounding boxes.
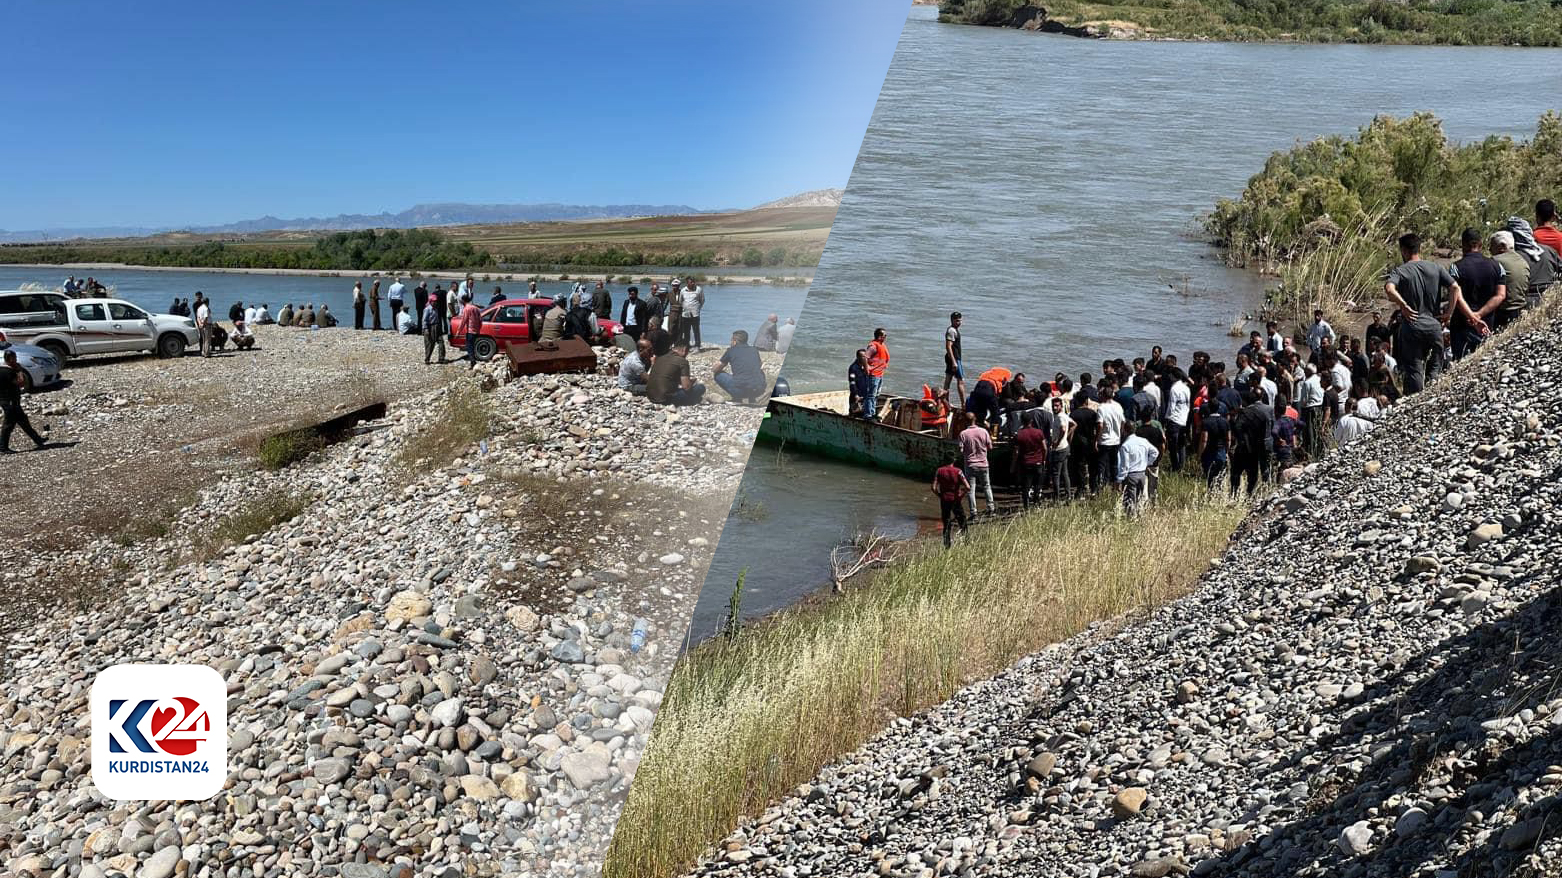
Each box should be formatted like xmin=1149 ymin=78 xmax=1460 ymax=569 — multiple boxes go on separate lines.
xmin=0 ymin=330 xmax=776 ymax=877
xmin=681 ymin=315 xmax=1562 ymax=877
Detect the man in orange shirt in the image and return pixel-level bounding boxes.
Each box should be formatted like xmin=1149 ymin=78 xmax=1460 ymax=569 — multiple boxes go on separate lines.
xmin=1536 ymin=199 xmax=1562 ymax=256
xmin=863 ymin=328 xmax=889 ymax=420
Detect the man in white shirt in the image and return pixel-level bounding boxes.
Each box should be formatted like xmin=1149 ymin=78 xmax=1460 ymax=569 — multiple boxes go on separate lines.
xmin=388 ymin=278 xmax=407 ymax=325
xmin=1355 ymin=393 xmax=1383 ymax=420
xmin=1047 ymin=395 xmax=1074 ymax=501
xmin=1096 ymin=380 xmax=1126 ymax=486
xmin=1333 ymin=399 xmax=1374 ymax=445
xmin=1296 ymin=364 xmax=1325 ymax=459
xmin=1329 ymin=358 xmax=1353 ymax=398
xmin=1307 ymin=309 xmax=1336 ymax=355
xmin=776 ymin=318 xmax=796 ymax=354
xmin=255 ymin=303 xmax=273 ymax=324
xmin=244 ymin=304 xmax=259 ymax=325
xmin=680 ymin=281 xmax=705 ymax=349
xmin=1256 ymin=366 xmax=1278 ymax=407
xmin=618 ymin=338 xmax=652 ymax=394
xmin=1117 ymin=422 xmax=1159 ymax=517
xmin=1164 ymin=371 xmax=1191 ymax=471
xmin=195 ymin=300 xmax=212 ymax=358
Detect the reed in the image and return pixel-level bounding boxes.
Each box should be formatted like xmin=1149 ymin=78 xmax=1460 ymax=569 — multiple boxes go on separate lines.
xmin=602 ymin=476 xmax=1247 ymax=878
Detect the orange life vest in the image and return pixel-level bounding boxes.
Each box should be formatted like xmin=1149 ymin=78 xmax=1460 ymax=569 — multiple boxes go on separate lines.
xmin=920 ymin=384 xmax=949 ymax=428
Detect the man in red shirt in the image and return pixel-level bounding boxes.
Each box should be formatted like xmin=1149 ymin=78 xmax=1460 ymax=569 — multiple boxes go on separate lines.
xmin=458 ymin=294 xmax=484 ymax=369
xmin=931 ymin=454 xmax=970 ymax=549
xmin=1536 ymin=199 xmax=1562 ymax=255
xmin=863 ymin=328 xmax=890 ymax=421
xmin=1012 ymin=413 xmax=1048 ymax=511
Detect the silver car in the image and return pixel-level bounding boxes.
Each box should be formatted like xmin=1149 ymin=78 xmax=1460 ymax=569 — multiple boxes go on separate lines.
xmin=0 ymin=338 xmax=61 ymax=392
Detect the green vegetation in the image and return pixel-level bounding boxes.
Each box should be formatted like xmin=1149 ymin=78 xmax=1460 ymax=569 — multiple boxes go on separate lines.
xmin=393 ymin=381 xmax=494 ymax=470
xmin=496 ymin=244 xmax=821 ymax=269
xmin=603 ymin=477 xmax=1247 ymax=878
xmin=0 ymin=228 xmax=495 ymax=271
xmin=940 ymin=0 xmax=1562 ymax=45
xmin=257 ymin=428 xmax=326 ymax=470
xmin=1207 ymin=111 xmax=1562 ymax=325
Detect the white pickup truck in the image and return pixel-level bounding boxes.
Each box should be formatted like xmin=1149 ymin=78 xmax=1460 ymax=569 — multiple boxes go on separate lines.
xmin=0 ymin=290 xmax=200 ymax=361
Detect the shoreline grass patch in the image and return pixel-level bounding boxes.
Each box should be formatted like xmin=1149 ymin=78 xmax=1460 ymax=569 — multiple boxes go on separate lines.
xmin=393 ymin=381 xmax=495 ymax=471
xmin=196 ymin=490 xmax=311 ymax=561
xmin=603 ymin=476 xmax=1248 ymax=878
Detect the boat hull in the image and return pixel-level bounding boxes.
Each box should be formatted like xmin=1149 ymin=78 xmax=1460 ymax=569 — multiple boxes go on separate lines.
xmin=757 ymin=391 xmax=1013 ymax=483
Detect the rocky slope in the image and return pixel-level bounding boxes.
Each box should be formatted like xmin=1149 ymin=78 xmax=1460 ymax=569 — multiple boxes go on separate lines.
xmin=1 ymin=347 xmax=776 ymax=878
xmin=685 ymin=307 xmax=1562 ymax=877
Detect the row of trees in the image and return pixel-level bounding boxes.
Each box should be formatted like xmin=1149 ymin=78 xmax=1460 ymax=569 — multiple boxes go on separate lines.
xmin=942 ymin=0 xmax=1562 ymax=46
xmin=0 ymin=228 xmax=496 ymax=272
xmin=1208 ymin=111 xmax=1562 ymax=260
xmin=1207 ymin=111 xmax=1562 ymax=327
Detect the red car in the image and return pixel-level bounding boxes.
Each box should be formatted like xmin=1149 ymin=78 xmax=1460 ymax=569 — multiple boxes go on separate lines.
xmin=448 ymin=298 xmax=621 ymax=361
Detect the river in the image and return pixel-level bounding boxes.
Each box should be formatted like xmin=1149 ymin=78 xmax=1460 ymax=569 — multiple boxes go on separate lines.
xmin=688 ymin=4 xmax=1562 ymax=641
xmin=0 ymin=267 xmax=806 ymax=346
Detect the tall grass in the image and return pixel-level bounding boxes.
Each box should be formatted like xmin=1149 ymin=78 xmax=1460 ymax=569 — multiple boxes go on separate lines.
xmin=1269 ymin=208 xmax=1396 ymax=332
xmin=603 ymin=476 xmax=1247 ymax=878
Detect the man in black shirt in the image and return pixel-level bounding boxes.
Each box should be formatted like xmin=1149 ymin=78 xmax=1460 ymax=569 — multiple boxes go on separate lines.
xmin=1069 ymin=402 xmax=1099 ymax=496
xmin=1 ymin=351 xmax=47 ymax=453
xmin=714 ymin=331 xmax=767 ymax=402
xmin=1449 ymin=227 xmax=1503 ymax=360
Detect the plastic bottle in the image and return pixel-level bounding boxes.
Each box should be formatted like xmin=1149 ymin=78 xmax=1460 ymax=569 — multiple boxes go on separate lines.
xmin=630 ymin=617 xmax=649 ymax=653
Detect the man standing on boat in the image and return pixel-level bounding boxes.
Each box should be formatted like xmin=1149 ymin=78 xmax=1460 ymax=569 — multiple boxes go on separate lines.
xmin=944 ymin=312 xmax=967 ymax=408
xmin=863 ymin=328 xmax=889 ymax=421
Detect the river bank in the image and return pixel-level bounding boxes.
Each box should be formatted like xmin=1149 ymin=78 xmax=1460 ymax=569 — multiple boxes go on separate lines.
xmin=5 ymin=262 xmax=814 ymax=285
xmin=605 ymin=476 xmax=1248 ymax=878
xmin=0 ymin=330 xmax=781 ymax=878
xmin=939 ymin=0 xmax=1562 ymax=46
xmin=663 ymin=289 xmax=1562 ymax=877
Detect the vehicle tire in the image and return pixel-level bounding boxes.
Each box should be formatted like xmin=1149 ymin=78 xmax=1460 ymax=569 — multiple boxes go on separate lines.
xmin=158 ymin=333 xmax=187 ymax=359
xmin=40 ymin=341 xmax=69 ymax=363
xmin=475 ymin=336 xmax=498 ymax=362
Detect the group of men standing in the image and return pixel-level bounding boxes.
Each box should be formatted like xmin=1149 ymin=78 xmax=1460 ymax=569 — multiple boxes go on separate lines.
xmin=925 ymin=202 xmax=1562 ymax=546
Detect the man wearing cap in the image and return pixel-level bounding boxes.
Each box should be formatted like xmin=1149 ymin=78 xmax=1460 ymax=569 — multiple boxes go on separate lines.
xmin=666 ymin=278 xmax=684 ymax=346
xmin=943 ymin=312 xmax=967 ymax=408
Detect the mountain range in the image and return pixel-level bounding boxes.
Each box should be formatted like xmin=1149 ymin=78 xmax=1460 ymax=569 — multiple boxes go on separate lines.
xmin=0 ymin=191 xmax=844 ymax=244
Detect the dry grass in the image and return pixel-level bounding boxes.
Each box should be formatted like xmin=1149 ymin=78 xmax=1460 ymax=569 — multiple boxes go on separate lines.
xmin=1269 ymin=208 xmax=1395 ymax=333
xmin=602 ymin=476 xmax=1248 ymax=878
xmin=195 ymin=490 xmax=311 ymax=561
xmin=392 ymin=380 xmax=494 ymax=471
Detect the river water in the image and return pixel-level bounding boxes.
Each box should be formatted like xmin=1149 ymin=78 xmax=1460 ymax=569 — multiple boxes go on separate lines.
xmin=0 ymin=267 xmax=806 ymax=345
xmin=688 ymin=5 xmax=1562 ymax=641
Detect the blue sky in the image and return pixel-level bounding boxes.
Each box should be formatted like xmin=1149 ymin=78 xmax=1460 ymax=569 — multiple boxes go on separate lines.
xmin=2 ymin=1 xmax=908 ymax=230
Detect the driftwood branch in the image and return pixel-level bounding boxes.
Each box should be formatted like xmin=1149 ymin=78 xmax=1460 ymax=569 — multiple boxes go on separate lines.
xmin=829 ymin=530 xmax=899 ymax=593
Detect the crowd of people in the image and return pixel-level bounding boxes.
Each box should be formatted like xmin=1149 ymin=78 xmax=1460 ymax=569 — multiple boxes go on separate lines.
xmin=919 ymin=206 xmax=1561 ymax=546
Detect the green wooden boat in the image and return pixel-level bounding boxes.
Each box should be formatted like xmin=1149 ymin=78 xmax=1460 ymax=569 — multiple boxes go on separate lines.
xmin=756 ymin=390 xmax=1014 ymax=483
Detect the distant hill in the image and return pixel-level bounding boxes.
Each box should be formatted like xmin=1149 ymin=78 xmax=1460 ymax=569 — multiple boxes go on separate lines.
xmin=0 ymin=202 xmax=711 ymax=244
xmin=753 ymin=189 xmax=844 ymax=210
xmin=1 ymin=191 xmax=842 ymax=245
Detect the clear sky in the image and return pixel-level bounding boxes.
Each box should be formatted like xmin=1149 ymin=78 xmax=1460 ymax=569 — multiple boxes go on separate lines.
xmin=2 ymin=1 xmax=909 ymax=230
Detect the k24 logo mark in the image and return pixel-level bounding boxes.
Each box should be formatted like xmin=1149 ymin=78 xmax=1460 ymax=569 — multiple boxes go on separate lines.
xmin=105 ymin=696 xmax=212 ymax=756
xmin=91 ymin=664 xmax=228 ymax=800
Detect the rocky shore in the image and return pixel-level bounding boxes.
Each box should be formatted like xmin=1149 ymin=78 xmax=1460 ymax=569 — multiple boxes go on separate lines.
xmin=683 ymin=304 xmax=1562 ymax=876
xmin=1 ymin=336 xmax=779 ymax=877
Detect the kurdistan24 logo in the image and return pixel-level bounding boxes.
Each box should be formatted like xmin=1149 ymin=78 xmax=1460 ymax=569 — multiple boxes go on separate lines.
xmin=91 ymin=664 xmax=228 ymax=800
xmin=106 ymin=696 xmax=210 ymax=756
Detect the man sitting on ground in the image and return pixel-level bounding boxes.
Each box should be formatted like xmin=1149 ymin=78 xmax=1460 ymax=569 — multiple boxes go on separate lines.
xmin=277 ymin=303 xmax=294 ymax=326
xmin=231 ymin=319 xmax=256 ymax=350
xmin=618 ymin=338 xmax=653 ymax=395
xmin=713 ymin=330 xmax=768 ymax=403
xmin=646 ymin=341 xmax=705 ymax=406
